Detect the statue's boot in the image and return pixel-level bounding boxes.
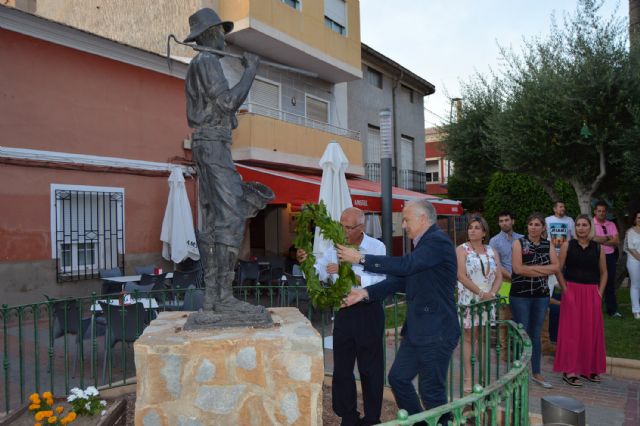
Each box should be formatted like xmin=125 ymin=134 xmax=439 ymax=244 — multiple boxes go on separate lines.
xmin=196 ymin=236 xmax=218 ymax=311
xmin=211 ymin=244 xmax=266 ymax=314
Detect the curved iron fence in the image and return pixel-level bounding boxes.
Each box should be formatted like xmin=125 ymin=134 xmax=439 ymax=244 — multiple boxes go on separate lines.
xmin=0 ymin=288 xmax=530 ymax=425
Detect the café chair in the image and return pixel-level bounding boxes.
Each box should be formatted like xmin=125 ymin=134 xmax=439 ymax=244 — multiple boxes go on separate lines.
xmin=281 ymin=272 xmax=309 ymax=306
xmin=99 ymin=267 xmax=124 ymax=295
xmin=182 ymin=285 xmax=204 ymax=311
xmin=170 ymin=270 xmax=200 ymax=305
xmin=134 ymin=265 xmax=155 ymax=275
xmin=100 ymin=301 xmax=147 ymax=384
xmin=123 ymin=281 xmax=155 ymax=294
xmin=46 ymin=296 xmax=106 ymax=376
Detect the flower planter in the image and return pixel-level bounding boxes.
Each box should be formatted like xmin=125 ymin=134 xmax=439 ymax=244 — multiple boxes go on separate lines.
xmin=0 ymin=397 xmax=126 ymax=426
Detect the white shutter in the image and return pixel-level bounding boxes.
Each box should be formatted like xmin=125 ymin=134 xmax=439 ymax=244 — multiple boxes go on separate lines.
xmin=305 ymin=96 xmax=329 ymax=123
xmin=366 ymin=126 xmax=381 ymax=163
xmin=400 ymin=137 xmax=413 ymax=170
xmin=249 ymin=79 xmax=280 ymax=118
xmin=325 ymin=0 xmax=347 ymax=27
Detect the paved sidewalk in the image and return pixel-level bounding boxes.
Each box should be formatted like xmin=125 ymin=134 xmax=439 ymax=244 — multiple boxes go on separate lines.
xmin=323 ymin=341 xmax=640 ymax=426
xmin=529 ymin=354 xmax=639 ymax=426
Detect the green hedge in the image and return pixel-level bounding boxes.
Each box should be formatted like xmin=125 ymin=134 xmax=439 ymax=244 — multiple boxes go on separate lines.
xmin=483 ymin=172 xmax=579 ymax=235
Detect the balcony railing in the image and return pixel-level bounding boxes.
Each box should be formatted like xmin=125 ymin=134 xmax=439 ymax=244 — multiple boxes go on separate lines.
xmin=239 ymin=102 xmax=361 ymax=140
xmin=364 ymin=163 xmax=427 ymax=193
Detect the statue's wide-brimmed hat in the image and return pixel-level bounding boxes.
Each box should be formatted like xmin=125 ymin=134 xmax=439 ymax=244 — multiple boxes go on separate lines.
xmin=184 ymin=8 xmax=233 ymax=43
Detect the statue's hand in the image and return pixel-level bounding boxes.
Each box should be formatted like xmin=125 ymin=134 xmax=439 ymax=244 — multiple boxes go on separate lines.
xmin=241 ymin=52 xmax=260 ymax=69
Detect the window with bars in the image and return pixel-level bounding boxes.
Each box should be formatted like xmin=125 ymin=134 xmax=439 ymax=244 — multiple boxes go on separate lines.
xmin=305 ymin=95 xmax=329 ymax=123
xmin=51 ymin=185 xmax=125 ymax=282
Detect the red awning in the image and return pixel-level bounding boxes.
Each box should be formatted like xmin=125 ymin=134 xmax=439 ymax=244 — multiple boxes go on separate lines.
xmin=236 ymin=164 xmax=463 ymax=216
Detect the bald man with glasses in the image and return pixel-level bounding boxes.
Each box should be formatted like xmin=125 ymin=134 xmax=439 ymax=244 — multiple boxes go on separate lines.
xmin=297 ymin=207 xmax=386 ymax=426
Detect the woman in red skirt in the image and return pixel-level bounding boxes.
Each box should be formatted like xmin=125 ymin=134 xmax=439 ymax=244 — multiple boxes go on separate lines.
xmin=553 ymin=214 xmax=607 ymax=386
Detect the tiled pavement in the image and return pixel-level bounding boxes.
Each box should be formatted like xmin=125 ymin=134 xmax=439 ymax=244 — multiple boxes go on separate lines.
xmin=529 ymin=355 xmax=639 ymax=426
xmin=323 ymin=339 xmax=640 ymax=426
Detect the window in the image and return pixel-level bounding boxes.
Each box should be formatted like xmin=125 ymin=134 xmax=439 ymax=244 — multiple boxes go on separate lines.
xmin=51 ymin=185 xmax=125 ymax=282
xmin=365 ymin=125 xmax=381 ymax=164
xmin=400 ymin=135 xmax=414 ymax=170
xmin=282 ymin=0 xmax=301 ymax=10
xmin=305 ymin=95 xmax=329 ymax=123
xmin=325 ymin=17 xmax=346 ymax=35
xmin=247 ymin=78 xmax=281 ymax=119
xmin=426 ymin=159 xmax=440 ymax=182
xmin=324 ymin=0 xmax=347 ymax=35
xmin=366 ymin=67 xmax=382 ymax=89
xmin=402 ymin=84 xmax=414 ymax=103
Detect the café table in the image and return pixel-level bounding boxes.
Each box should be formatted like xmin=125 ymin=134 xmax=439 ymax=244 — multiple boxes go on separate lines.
xmin=102 ymin=272 xmax=174 ymax=283
xmin=91 ymin=295 xmax=159 ymax=312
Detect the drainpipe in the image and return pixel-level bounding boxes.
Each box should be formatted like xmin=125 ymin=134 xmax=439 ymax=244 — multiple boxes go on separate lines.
xmin=391 ymin=70 xmax=412 ymax=254
xmin=391 ymin=70 xmax=404 ymax=185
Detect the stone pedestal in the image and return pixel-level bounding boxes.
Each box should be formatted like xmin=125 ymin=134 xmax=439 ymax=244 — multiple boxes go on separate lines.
xmin=134 ymin=308 xmax=323 ymax=425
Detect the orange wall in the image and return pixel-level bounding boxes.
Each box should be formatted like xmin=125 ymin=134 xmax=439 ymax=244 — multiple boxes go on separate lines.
xmin=0 ymin=29 xmax=190 ymax=162
xmin=425 ymin=141 xmax=445 ymax=158
xmin=0 ymin=29 xmax=200 ymax=262
xmin=0 ymin=164 xmax=197 ymax=262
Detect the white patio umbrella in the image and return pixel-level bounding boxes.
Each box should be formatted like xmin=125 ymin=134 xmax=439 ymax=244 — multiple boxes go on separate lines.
xmin=312 ymin=142 xmax=353 ymax=257
xmin=160 ymin=167 xmax=200 ymax=263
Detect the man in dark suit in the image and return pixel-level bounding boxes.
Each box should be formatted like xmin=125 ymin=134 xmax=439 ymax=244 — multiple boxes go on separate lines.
xmin=337 ymin=199 xmax=460 ymax=419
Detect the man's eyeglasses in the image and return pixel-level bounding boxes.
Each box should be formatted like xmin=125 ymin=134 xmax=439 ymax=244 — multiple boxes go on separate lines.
xmin=342 ymin=223 xmax=363 ymax=231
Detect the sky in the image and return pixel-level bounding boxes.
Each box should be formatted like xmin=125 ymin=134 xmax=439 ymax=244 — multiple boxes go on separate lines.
xmin=359 ymin=0 xmax=628 ymax=128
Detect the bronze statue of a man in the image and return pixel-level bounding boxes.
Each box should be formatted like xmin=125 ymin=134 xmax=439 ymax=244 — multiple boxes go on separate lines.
xmin=184 ymin=8 xmax=274 ymax=316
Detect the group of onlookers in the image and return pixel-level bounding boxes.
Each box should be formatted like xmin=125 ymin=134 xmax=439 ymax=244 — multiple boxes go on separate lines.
xmin=457 ymin=200 xmax=640 ymax=390
xmin=293 ymin=199 xmax=638 ymax=425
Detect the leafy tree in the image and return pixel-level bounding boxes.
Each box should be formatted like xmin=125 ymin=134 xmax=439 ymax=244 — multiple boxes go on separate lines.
xmin=492 ymin=0 xmax=639 ymax=213
xmin=442 ymin=74 xmax=503 ymax=213
xmin=445 ymin=0 xmax=640 ymax=215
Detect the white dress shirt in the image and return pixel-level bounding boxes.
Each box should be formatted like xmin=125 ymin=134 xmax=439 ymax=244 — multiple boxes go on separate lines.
xmin=315 ymin=233 xmax=386 ymax=288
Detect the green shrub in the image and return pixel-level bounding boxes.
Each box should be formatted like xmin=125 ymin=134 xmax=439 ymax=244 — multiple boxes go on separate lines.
xmin=483 ymin=172 xmax=578 ymax=235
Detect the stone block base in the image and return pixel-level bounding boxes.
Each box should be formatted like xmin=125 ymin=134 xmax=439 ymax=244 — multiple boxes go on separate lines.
xmin=134 ymin=308 xmax=323 ymax=425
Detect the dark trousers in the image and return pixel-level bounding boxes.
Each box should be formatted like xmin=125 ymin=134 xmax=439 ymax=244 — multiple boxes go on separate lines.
xmin=332 ymin=301 xmax=385 ymax=426
xmin=387 ymin=336 xmax=458 ymax=417
xmin=549 ymin=292 xmax=561 ymax=343
xmin=604 ymin=253 xmax=618 ymax=315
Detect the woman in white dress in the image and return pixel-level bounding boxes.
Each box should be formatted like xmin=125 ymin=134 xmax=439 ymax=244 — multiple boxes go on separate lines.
xmin=625 ymin=210 xmax=640 ymax=319
xmin=456 ymin=216 xmax=502 ymax=392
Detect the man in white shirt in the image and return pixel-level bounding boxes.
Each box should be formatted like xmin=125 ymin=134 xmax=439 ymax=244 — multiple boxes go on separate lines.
xmin=298 ymin=207 xmax=386 ymax=426
xmin=545 ymin=200 xmax=575 ymax=295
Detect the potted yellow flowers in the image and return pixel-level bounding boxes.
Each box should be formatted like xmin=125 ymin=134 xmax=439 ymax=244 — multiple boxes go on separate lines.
xmin=28 ymin=391 xmax=77 ymax=425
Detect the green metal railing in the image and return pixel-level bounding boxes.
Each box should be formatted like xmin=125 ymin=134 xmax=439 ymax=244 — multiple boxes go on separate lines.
xmin=1 ymin=289 xmax=530 ymax=425
xmin=380 ymin=296 xmax=532 ymax=425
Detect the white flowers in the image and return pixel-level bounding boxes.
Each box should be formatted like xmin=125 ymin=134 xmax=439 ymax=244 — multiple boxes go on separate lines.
xmin=67 ymin=387 xmax=85 ymax=402
xmin=66 ymin=386 xmax=107 ymax=416
xmin=85 ymin=386 xmax=99 ymax=396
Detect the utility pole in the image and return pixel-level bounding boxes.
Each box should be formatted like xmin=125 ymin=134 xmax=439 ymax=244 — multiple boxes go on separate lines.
xmin=447 ymin=97 xmax=462 ymax=182
xmin=379 ymin=109 xmax=393 ymax=255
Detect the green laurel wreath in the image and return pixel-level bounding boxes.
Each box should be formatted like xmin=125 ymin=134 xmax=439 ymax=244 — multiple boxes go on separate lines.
xmin=293 ymin=201 xmax=356 ymax=310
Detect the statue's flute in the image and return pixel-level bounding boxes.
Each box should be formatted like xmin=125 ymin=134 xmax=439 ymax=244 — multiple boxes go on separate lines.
xmin=166 ymin=34 xmax=319 ymax=78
